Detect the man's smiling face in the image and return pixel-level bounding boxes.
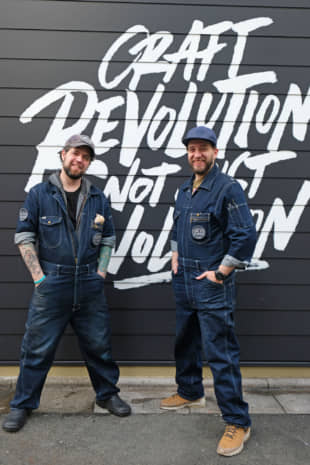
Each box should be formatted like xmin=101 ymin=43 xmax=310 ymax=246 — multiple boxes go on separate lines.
xmin=187 ymin=139 xmax=218 ymax=176
xmin=61 ymin=146 xmax=92 ymax=180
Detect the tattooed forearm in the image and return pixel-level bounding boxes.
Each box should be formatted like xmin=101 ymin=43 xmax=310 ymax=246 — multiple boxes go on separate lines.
xmin=18 ymin=243 xmax=44 ymax=282
xmin=97 ymin=245 xmax=112 ymax=276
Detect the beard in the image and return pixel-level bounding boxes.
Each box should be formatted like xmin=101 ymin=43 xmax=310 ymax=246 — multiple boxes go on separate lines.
xmin=63 ymin=164 xmax=83 ymax=180
xmin=191 ymin=159 xmax=214 ymax=176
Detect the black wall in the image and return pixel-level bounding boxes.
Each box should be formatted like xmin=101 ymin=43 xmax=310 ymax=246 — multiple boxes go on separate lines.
xmin=1 ymin=0 xmax=310 ymax=365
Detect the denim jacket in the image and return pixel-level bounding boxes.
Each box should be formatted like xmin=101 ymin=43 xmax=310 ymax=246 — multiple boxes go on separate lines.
xmin=171 ymin=164 xmax=257 ymax=270
xmin=15 ymin=173 xmax=115 ymax=266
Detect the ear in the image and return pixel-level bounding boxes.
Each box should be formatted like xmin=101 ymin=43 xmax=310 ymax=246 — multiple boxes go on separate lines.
xmin=213 ymin=148 xmax=219 ymax=159
xmin=60 ymin=149 xmax=66 ymax=162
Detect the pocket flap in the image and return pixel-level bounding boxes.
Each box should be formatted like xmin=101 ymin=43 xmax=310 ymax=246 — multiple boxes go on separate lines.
xmin=39 ymin=216 xmax=62 ymax=226
xmin=190 ymin=212 xmax=210 ymax=222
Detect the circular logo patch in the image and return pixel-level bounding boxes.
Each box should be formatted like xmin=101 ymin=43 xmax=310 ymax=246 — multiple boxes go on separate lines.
xmin=191 ymin=224 xmax=206 ymax=240
xmin=92 ymin=232 xmax=102 ymax=246
xmin=19 ymin=208 xmax=28 ymax=222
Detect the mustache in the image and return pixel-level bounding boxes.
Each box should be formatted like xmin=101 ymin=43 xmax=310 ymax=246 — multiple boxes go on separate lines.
xmin=63 ymin=166 xmax=83 ymax=179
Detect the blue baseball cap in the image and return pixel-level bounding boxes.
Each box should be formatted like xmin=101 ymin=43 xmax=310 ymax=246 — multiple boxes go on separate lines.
xmin=182 ymin=126 xmax=217 ymax=147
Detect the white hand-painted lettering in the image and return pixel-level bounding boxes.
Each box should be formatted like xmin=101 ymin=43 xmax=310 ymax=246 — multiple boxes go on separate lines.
xmin=254 ymin=181 xmax=310 ymax=258
xmin=19 ymin=17 xmax=310 ymax=288
xmin=244 ymin=151 xmax=297 ymax=198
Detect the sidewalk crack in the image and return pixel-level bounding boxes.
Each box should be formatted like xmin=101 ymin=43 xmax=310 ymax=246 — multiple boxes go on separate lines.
xmin=273 ymin=394 xmax=287 ymax=413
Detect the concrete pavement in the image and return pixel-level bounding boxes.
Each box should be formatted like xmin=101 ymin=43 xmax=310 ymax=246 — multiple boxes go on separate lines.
xmin=0 ymin=377 xmax=309 ymax=465
xmin=0 ymin=414 xmax=309 ymax=465
xmin=1 ymin=376 xmax=310 ymax=415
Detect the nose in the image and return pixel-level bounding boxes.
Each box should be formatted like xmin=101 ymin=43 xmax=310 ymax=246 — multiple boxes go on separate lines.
xmin=192 ymin=149 xmax=203 ymax=157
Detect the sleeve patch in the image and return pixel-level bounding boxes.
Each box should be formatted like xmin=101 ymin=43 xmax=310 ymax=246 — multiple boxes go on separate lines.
xmin=19 ymin=208 xmax=28 ymax=221
xmin=92 ymin=232 xmax=102 ymax=246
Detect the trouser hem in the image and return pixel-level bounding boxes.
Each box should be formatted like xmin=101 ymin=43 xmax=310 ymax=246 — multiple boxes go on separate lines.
xmin=95 ymin=387 xmax=120 ymax=402
xmin=223 ymin=418 xmax=252 ymax=428
xmin=177 ymin=387 xmax=204 ymax=402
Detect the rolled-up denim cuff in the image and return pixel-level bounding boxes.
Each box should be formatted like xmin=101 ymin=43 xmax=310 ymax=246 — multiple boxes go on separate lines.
xmin=101 ymin=235 xmax=116 ymax=248
xmin=171 ymin=240 xmax=178 ymax=252
xmin=14 ymin=232 xmax=36 ymax=245
xmin=221 ymin=254 xmax=248 ymax=269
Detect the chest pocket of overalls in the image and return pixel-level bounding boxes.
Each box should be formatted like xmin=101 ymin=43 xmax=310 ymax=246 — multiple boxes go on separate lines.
xmin=190 ymin=212 xmax=211 ymax=244
xmin=39 ymin=216 xmax=63 ymax=248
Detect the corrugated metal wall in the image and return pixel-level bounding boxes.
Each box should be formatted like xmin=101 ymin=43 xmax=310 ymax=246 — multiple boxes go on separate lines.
xmin=0 ymin=0 xmax=310 ymax=365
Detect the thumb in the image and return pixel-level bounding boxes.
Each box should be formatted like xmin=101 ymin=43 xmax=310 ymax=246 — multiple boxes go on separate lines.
xmin=196 ymin=272 xmax=207 ymax=280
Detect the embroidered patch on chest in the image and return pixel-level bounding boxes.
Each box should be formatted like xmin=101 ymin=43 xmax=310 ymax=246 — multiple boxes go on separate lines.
xmin=191 ymin=224 xmax=206 ymax=240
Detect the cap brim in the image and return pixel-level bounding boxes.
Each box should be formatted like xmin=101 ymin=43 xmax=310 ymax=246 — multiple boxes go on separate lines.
xmin=182 ymin=137 xmax=216 ymax=147
xmin=60 ymin=144 xmax=95 ymax=159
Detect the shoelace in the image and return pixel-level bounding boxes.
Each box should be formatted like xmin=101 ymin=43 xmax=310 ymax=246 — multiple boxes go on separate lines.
xmin=223 ymin=425 xmax=239 ymax=439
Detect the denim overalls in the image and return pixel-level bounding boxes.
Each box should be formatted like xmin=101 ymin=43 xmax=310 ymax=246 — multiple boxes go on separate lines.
xmin=11 ymin=173 xmax=120 ymax=409
xmin=171 ymin=164 xmax=257 ymax=427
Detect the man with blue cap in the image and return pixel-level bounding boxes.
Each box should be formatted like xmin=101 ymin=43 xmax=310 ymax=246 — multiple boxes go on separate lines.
xmin=160 ymin=126 xmax=257 ymax=457
xmin=2 ymin=134 xmax=131 ymax=433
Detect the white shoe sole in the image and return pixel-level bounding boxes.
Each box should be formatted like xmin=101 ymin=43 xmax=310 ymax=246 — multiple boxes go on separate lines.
xmin=160 ymin=397 xmax=206 ymax=410
xmin=217 ymin=427 xmax=251 ymax=457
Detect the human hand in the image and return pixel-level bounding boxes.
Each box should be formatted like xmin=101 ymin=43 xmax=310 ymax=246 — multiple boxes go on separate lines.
xmin=196 ymin=270 xmax=223 ymax=284
xmin=97 ymin=270 xmax=106 ymax=280
xmin=171 ymin=251 xmax=178 ymax=275
xmin=34 ymin=274 xmax=46 ymax=287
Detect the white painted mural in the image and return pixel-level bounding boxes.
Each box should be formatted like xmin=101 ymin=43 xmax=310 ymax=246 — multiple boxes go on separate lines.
xmin=19 ymin=17 xmax=310 ymax=289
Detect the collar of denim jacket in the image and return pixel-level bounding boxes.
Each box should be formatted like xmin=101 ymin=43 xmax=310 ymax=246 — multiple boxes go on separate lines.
xmin=48 ymin=171 xmax=92 ymax=197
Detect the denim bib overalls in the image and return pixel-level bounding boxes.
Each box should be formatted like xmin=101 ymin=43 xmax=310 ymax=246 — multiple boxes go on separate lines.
xmin=11 ymin=173 xmax=120 ymax=409
xmin=171 ymin=164 xmax=257 ymax=427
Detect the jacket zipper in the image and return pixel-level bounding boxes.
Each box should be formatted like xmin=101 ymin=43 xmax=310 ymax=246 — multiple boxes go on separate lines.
xmin=70 ymin=194 xmax=88 ymax=308
xmin=72 ymin=194 xmax=88 ymax=264
xmin=76 ymin=194 xmax=88 ymax=232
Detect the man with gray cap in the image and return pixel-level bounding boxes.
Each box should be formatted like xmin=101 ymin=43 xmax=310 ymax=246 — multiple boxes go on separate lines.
xmin=2 ymin=134 xmax=131 ymax=433
xmin=160 ymin=126 xmax=256 ymax=456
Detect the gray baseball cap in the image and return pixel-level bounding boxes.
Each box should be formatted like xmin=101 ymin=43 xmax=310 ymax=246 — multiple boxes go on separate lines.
xmin=63 ymin=134 xmax=96 ymax=160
